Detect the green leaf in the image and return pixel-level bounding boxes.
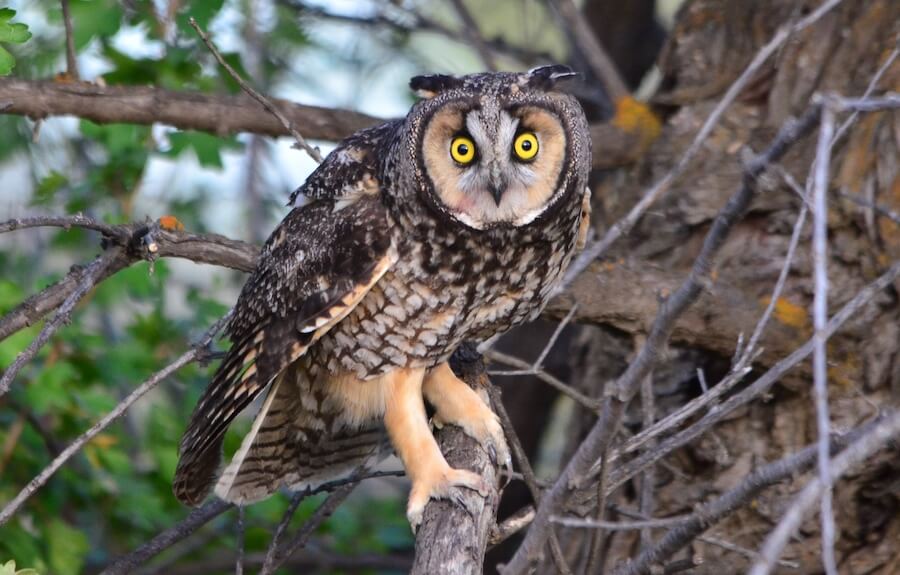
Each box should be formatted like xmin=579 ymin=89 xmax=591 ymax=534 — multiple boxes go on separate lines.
xmin=24 ymin=361 xmax=77 ymax=415
xmin=0 ymin=43 xmax=15 ymax=76
xmin=32 ymin=171 xmax=69 ymax=206
xmin=69 ymin=0 xmax=121 ymax=49
xmin=166 ymin=131 xmax=242 ymax=168
xmin=0 ymin=9 xmax=31 ymax=75
xmin=46 ymin=518 xmax=89 ymax=575
xmin=0 ymin=9 xmax=32 ymax=44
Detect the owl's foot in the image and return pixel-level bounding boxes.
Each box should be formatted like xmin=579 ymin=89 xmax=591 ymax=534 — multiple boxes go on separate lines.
xmin=382 ymin=366 xmax=494 ymax=532
xmin=424 ymin=363 xmax=512 ymax=470
xmin=406 ymin=463 xmax=489 ymax=531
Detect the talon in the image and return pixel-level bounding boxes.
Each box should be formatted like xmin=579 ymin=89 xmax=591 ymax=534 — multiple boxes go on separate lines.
xmin=405 ymin=465 xmax=488 ymax=528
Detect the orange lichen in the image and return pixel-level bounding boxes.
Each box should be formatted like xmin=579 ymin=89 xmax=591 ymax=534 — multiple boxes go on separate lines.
xmin=158 ymin=215 xmax=185 ymax=231
xmin=611 ymin=96 xmax=662 ymax=151
xmin=762 ymin=296 xmax=809 ymax=331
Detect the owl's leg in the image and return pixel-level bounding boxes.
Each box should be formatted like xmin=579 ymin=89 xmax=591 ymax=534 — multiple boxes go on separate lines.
xmin=422 ymin=362 xmax=511 ymax=469
xmin=383 ymin=367 xmax=489 ymax=530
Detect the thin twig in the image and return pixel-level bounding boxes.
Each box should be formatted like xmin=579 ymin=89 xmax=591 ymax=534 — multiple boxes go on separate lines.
xmin=612 ymin=417 xmax=885 ymax=575
xmin=748 ymin=410 xmax=900 ymax=575
xmin=60 ymin=0 xmax=80 ymax=79
xmin=490 ymin=506 xmax=536 ymax=546
xmin=552 ymin=515 xmax=687 ymax=530
xmin=560 ymin=0 xmax=844 ymax=292
xmin=836 ymin=190 xmax=900 ymax=225
xmin=545 ymin=0 xmax=629 ymax=100
xmin=810 ymin=102 xmax=838 ymax=575
xmin=606 ymin=260 xmax=900 ymax=496
xmin=487 ymin=385 xmax=573 ymax=575
xmin=0 ymin=312 xmax=232 ymax=526
xmin=0 ymin=252 xmax=117 ymax=397
xmin=611 ymin=506 xmax=799 ymax=570
xmin=0 ymin=214 xmax=128 ymax=239
xmin=100 ymin=499 xmax=233 ymax=575
xmin=235 ymin=505 xmax=245 ymax=575
xmin=260 ymin=492 xmax=305 ymax=573
xmin=259 ymin=484 xmax=357 ymax=575
xmin=486 ymin=348 xmax=600 ymax=412
xmin=188 ymin=18 xmax=324 ymax=164
xmin=448 ymin=0 xmax=497 ymax=70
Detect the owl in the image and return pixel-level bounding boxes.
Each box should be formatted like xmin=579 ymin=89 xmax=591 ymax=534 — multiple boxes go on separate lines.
xmin=173 ymin=66 xmax=592 ymax=528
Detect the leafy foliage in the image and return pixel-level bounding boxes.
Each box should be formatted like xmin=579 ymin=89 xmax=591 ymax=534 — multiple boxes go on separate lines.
xmin=0 ymin=8 xmax=31 ymax=75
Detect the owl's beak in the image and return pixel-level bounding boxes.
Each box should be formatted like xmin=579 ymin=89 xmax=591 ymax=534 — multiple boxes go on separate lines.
xmin=488 ymin=165 xmax=507 ymax=206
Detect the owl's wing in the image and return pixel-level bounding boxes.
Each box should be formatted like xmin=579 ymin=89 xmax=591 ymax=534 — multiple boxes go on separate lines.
xmin=173 ymin=192 xmax=395 ymax=505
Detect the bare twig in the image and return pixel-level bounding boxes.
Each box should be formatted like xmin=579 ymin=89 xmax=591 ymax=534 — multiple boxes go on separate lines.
xmin=545 ymin=0 xmax=628 ymax=100
xmin=259 ymin=484 xmax=356 ymax=575
xmin=235 ymin=505 xmax=245 ymax=575
xmin=837 ymin=189 xmax=900 ymax=225
xmin=101 ymin=499 xmax=233 ymax=575
xmin=606 ymin=259 xmax=900 ymax=496
xmin=552 ymin=515 xmax=687 ymax=531
xmin=448 ymin=0 xmax=497 ymax=70
xmin=486 ymin=348 xmax=600 ymax=412
xmin=60 ymin=0 xmax=80 ymax=80
xmin=0 ymin=251 xmax=118 ymax=397
xmin=810 ymin=102 xmax=838 ymax=575
xmin=0 ymin=217 xmax=258 ymax=343
xmin=188 ymin=18 xmax=323 ymax=163
xmin=748 ymin=410 xmax=900 ymax=575
xmin=0 ymin=312 xmax=232 ymax=526
xmin=488 ymin=385 xmax=573 ymax=575
xmin=490 ymin=506 xmax=536 ymax=546
xmin=561 ymin=0 xmax=844 ymax=291
xmin=612 ymin=417 xmax=884 ymax=575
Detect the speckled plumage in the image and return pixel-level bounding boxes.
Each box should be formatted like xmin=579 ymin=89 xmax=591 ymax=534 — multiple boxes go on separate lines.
xmin=174 ymin=67 xmax=592 ymax=517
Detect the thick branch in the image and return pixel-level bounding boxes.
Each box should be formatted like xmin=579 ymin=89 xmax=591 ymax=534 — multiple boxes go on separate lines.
xmin=0 ymin=79 xmax=642 ymax=169
xmin=0 ymin=79 xmax=379 ymax=140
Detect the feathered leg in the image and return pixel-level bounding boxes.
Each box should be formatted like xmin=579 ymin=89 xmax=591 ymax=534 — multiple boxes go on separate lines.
xmin=423 ymin=362 xmax=510 ymax=468
xmin=383 ymin=367 xmax=488 ymax=530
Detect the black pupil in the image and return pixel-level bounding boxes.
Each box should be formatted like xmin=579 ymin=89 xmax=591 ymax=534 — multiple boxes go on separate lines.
xmin=457 ymin=143 xmax=469 ymax=155
xmin=520 ymin=139 xmax=532 ymax=151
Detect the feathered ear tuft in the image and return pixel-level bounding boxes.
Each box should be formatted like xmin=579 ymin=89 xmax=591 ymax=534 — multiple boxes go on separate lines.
xmin=409 ymin=74 xmax=463 ymax=99
xmin=526 ymin=65 xmax=579 ymax=90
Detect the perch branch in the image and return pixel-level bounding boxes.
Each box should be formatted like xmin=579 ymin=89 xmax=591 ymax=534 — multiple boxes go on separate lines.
xmin=411 ymin=345 xmax=502 ymax=575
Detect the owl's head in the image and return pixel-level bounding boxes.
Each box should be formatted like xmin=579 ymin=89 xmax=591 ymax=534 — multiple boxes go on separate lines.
xmin=405 ymin=66 xmax=590 ymax=230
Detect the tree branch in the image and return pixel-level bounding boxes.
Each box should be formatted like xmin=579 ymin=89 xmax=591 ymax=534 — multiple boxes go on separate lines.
xmin=0 ymin=79 xmax=646 ymax=170
xmin=0 ymin=78 xmax=379 ymax=141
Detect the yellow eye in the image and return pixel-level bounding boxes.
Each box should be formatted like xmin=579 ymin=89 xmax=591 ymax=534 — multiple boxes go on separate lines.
xmin=513 ymin=132 xmax=539 ymax=161
xmin=450 ymin=136 xmax=476 ymax=165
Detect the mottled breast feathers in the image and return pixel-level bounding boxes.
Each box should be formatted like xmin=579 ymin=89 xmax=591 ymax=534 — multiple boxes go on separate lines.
xmin=173 ymin=133 xmax=397 ymax=505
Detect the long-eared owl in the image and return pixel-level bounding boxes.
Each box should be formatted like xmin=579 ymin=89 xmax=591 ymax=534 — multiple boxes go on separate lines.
xmin=173 ymin=66 xmax=592 ymax=528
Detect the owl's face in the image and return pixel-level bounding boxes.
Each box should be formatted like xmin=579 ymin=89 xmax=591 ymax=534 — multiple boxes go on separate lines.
xmin=406 ymin=67 xmax=589 ymax=231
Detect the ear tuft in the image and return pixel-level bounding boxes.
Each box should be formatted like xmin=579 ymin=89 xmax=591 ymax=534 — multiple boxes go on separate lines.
xmin=526 ymin=65 xmax=579 ymax=90
xmin=410 ymin=74 xmax=463 ymax=99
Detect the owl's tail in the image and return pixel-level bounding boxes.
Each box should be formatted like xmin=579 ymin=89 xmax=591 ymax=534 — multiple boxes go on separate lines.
xmin=214 ymin=368 xmax=389 ymax=505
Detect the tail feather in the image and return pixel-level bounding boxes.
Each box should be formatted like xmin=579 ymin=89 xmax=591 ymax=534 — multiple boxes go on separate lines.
xmin=214 ymin=367 xmax=389 ymax=505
